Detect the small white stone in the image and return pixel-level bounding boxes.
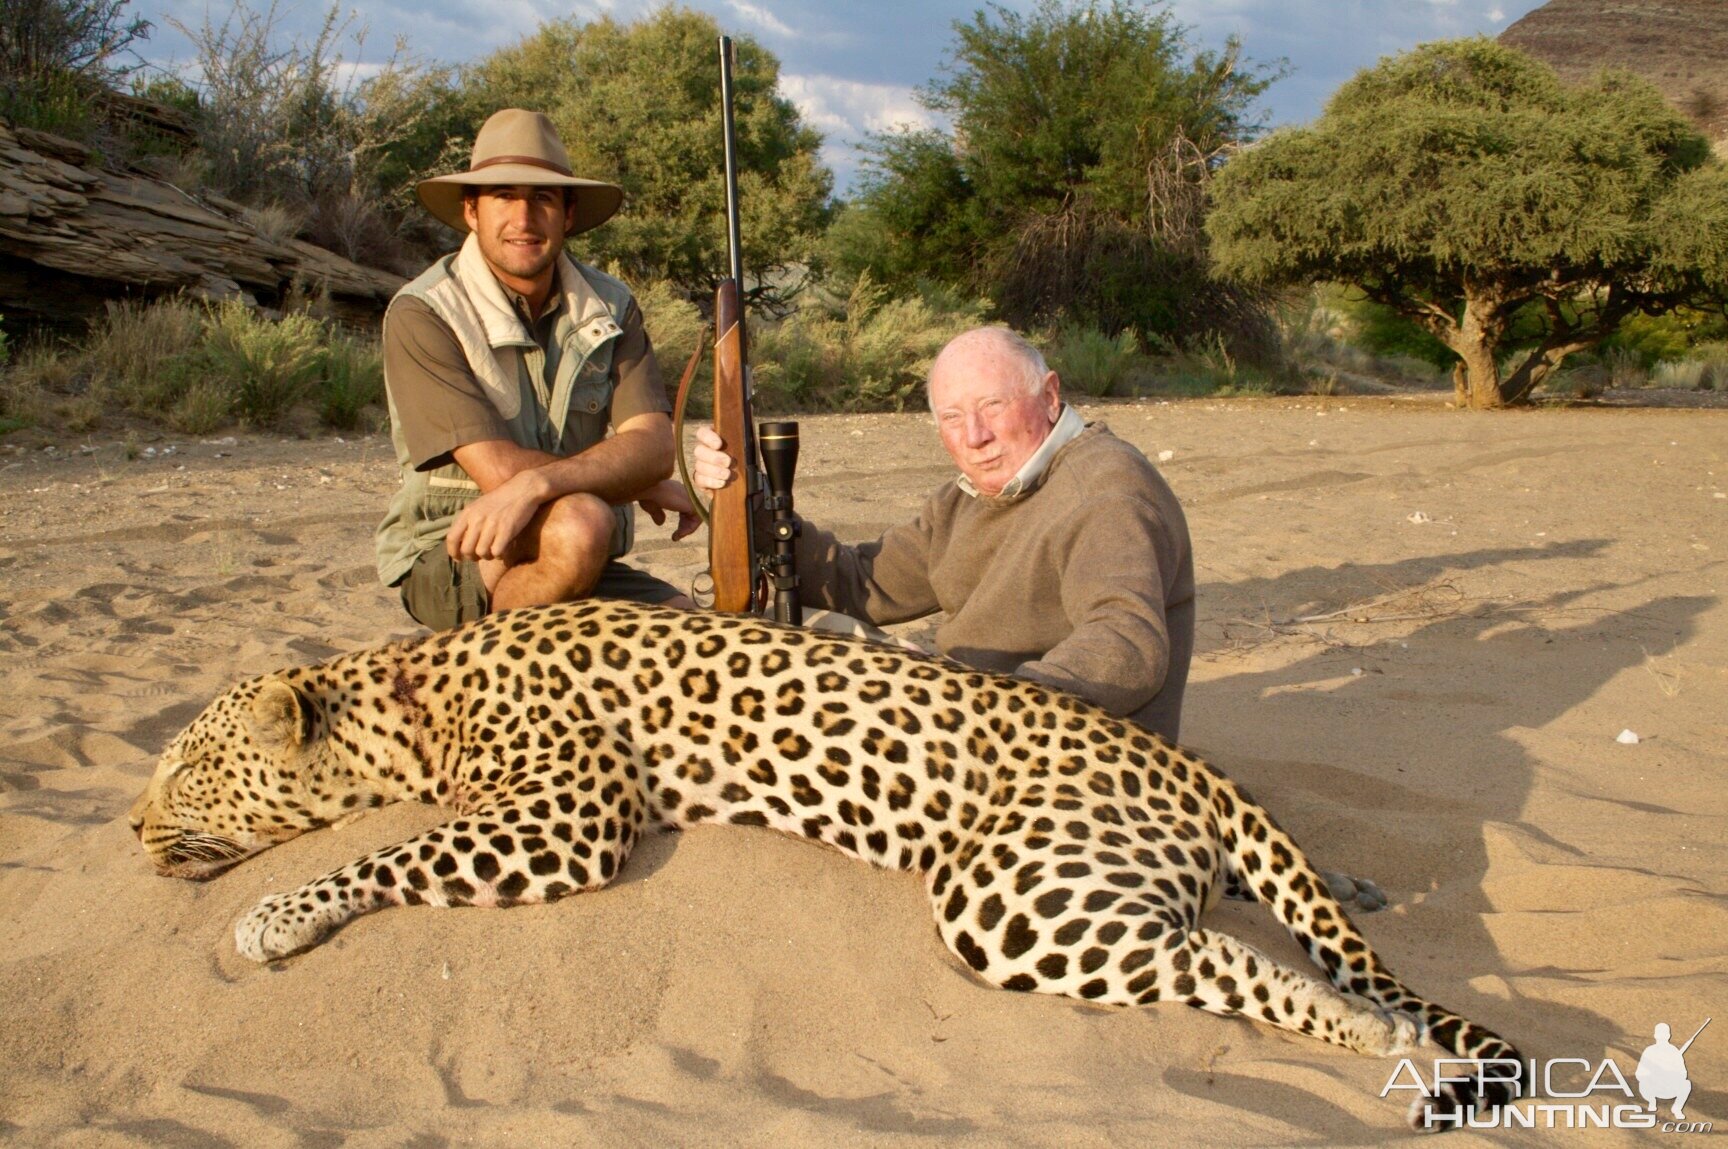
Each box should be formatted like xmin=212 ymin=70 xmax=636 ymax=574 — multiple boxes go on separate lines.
xmin=1616 ymin=729 xmax=1640 ymax=745
xmin=1157 ymin=449 xmax=1174 ymax=462
xmin=1406 ymin=511 xmax=1432 ymax=524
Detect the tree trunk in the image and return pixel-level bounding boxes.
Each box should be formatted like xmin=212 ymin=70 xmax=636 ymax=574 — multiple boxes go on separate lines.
xmin=1444 ymin=292 xmax=1505 ymax=409
xmin=1454 ymin=302 xmax=1503 ymax=409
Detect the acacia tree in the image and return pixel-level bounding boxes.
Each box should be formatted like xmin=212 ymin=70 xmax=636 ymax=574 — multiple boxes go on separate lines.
xmin=1207 ymin=38 xmax=1728 ymax=408
xmin=459 ymin=7 xmax=831 ymax=305
xmin=847 ymin=0 xmax=1274 ymax=342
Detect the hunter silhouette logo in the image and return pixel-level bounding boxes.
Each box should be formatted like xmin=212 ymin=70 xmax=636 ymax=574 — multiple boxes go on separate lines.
xmin=1638 ymin=1018 xmax=1709 ymax=1121
xmin=1383 ymin=1016 xmax=1714 ymax=1131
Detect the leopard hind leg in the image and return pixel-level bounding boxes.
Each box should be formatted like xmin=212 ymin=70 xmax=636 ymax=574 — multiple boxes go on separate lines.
xmin=925 ymin=849 xmax=1418 ymax=1056
xmin=1212 ymin=775 xmax=1525 ymax=1126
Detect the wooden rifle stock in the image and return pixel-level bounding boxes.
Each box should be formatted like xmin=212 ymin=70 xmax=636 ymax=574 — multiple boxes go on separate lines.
xmin=707 ymin=279 xmax=758 ymax=612
xmin=669 ymin=34 xmax=797 ymax=618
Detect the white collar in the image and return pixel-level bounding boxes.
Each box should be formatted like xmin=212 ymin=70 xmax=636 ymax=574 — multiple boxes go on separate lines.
xmin=957 ymin=403 xmax=1085 ymax=500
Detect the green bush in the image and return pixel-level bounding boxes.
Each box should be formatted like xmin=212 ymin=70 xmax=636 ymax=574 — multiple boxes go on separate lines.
xmin=1598 ymin=309 xmax=1728 ymax=366
xmin=170 ymin=378 xmax=232 ymax=433
xmin=631 ymin=277 xmax=707 ymax=393
xmin=749 ymin=274 xmax=988 ymax=411
xmin=203 ymin=299 xmax=323 ymax=428
xmin=1042 ymin=323 xmax=1142 ymax=397
xmin=316 ymin=331 xmax=383 ymax=429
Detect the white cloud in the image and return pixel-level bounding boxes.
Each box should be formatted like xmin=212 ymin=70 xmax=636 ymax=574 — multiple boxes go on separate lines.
xmin=779 ymin=73 xmax=931 ymax=139
xmin=725 ymin=0 xmax=797 ymax=39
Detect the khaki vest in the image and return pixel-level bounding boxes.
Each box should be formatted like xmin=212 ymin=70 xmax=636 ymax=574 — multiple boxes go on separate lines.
xmin=375 ymin=235 xmax=638 ymax=587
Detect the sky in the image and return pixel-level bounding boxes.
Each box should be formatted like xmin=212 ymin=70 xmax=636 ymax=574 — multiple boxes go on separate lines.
xmin=128 ymin=0 xmax=1552 ymax=193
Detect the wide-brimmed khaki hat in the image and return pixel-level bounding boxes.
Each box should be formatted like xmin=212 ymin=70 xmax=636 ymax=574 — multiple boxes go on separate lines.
xmin=416 ymin=109 xmax=624 ymax=235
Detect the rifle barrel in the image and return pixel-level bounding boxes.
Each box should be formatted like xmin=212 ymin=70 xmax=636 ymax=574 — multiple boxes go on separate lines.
xmin=718 ymin=36 xmax=745 ymax=294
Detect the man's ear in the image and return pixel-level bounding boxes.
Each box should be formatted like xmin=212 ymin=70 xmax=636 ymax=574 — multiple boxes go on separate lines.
xmin=251 ymin=678 xmax=314 ymax=749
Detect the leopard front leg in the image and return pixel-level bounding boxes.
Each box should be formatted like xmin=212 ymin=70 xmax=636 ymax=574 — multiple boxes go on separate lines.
xmin=235 ymin=797 xmax=643 ymax=961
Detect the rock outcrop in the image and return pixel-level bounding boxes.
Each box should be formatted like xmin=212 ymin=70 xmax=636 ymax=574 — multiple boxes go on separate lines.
xmin=1501 ymin=0 xmax=1728 ymax=152
xmin=0 ymin=122 xmax=403 ymax=329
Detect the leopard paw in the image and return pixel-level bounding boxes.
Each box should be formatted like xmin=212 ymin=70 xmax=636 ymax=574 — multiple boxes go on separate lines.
xmin=1321 ymin=869 xmax=1390 ymax=914
xmin=234 ymin=890 xmax=336 ymax=962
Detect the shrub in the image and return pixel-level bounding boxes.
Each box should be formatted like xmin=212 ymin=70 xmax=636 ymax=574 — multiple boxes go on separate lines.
xmin=1652 ymin=345 xmax=1728 ymax=390
xmin=170 ymin=378 xmax=232 ymax=433
xmin=84 ymin=297 xmax=207 ymax=413
xmin=1602 ymin=346 xmax=1648 ymax=389
xmin=1042 ymin=323 xmax=1142 ymax=397
xmin=203 ymin=299 xmax=323 ymax=428
xmin=316 ymin=331 xmax=383 ymax=429
xmin=750 ymin=275 xmax=988 ymax=411
xmin=243 ymin=203 xmax=304 ymax=247
xmin=0 ymin=0 xmax=151 ymax=138
xmin=631 ymin=277 xmax=707 ymax=396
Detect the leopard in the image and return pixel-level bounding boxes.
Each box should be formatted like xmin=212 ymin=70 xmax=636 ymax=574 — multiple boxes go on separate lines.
xmin=131 ymin=598 xmax=1522 ymax=1128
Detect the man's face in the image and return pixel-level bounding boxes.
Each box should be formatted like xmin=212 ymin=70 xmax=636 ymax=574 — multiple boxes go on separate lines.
xmin=462 ymin=185 xmax=577 ymax=296
xmin=929 ymin=344 xmax=1061 ymax=497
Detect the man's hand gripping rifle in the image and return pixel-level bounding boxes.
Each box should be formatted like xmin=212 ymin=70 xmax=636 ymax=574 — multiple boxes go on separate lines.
xmin=672 ymin=35 xmax=801 ymax=624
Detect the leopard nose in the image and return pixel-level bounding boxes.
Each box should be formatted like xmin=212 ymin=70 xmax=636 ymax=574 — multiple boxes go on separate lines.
xmin=127 ymin=789 xmax=149 ymax=835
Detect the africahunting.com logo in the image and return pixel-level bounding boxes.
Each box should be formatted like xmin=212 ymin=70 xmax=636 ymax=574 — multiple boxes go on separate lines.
xmin=1383 ymin=1018 xmax=1712 ymax=1132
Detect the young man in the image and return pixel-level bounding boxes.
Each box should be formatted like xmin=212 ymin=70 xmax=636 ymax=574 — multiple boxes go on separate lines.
xmin=375 ymin=108 xmax=693 ymax=628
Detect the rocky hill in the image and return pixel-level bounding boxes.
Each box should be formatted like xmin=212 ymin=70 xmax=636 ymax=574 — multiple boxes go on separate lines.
xmin=1501 ymin=0 xmax=1728 ymax=149
xmin=0 ymin=122 xmax=403 ymax=330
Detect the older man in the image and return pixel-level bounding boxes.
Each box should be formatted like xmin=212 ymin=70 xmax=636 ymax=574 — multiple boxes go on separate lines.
xmin=693 ymin=325 xmax=1194 ymax=742
xmin=376 ymin=108 xmax=691 ymax=629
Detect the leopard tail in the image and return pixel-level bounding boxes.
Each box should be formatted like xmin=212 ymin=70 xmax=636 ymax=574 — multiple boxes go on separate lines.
xmin=1210 ymin=772 xmax=1526 ymax=1128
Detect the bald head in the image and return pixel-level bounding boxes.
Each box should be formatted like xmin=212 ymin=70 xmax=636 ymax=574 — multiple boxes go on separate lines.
xmin=927 ymin=326 xmax=1061 ymax=496
xmin=928 ymin=327 xmax=1049 ymax=409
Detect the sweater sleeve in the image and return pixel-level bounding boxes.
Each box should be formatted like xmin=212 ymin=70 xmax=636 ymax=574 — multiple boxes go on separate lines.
xmin=792 ymin=498 xmax=943 ymax=625
xmin=1014 ymin=492 xmax=1180 ymax=718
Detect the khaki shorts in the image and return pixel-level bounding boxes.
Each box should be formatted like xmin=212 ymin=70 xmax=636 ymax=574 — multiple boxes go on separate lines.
xmin=398 ymin=547 xmax=683 ymax=631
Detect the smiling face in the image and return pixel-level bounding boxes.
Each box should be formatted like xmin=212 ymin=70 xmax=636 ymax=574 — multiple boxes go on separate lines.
xmin=928 ymin=330 xmax=1062 ymax=497
xmin=461 ymin=184 xmax=579 ymax=303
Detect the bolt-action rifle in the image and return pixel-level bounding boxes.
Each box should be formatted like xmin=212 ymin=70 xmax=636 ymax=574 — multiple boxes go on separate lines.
xmin=671 ymin=35 xmax=801 ymax=624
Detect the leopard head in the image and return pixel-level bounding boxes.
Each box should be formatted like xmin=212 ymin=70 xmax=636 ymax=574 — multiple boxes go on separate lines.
xmin=131 ymin=675 xmax=344 ymax=879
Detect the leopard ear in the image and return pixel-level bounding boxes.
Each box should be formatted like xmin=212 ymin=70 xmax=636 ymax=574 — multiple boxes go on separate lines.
xmin=251 ymin=678 xmax=315 ymax=749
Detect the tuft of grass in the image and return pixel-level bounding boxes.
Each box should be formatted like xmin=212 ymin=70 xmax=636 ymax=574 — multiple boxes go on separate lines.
xmin=203 ymin=300 xmax=324 ymax=429
xmin=85 ymin=298 xmax=208 ymax=414
xmin=171 ymin=379 xmax=234 ymax=434
xmin=244 ymin=203 xmax=305 ymax=247
xmin=1651 ymin=345 xmax=1728 ymax=390
xmin=1041 ymin=323 xmax=1142 ymax=397
xmin=316 ymin=332 xmax=384 ymax=429
xmin=1 ymin=339 xmax=75 ymax=428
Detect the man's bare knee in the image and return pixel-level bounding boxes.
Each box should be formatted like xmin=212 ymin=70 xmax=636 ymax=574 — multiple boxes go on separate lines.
xmin=539 ymin=493 xmax=615 ymax=560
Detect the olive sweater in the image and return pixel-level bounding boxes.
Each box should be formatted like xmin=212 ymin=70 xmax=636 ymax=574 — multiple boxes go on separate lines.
xmin=793 ymin=423 xmax=1194 ymax=742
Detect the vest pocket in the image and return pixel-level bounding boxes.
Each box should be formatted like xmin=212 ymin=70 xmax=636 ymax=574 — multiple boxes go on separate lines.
xmin=412 ymin=467 xmax=481 ymax=551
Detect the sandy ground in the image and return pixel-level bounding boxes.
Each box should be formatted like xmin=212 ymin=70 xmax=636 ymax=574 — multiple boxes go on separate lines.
xmin=1 ymin=396 xmax=1724 ymax=1147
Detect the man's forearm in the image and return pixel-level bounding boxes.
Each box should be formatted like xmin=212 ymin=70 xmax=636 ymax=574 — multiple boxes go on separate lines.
xmin=514 ymin=427 xmax=673 ymax=506
xmin=455 ymin=420 xmax=674 ymax=506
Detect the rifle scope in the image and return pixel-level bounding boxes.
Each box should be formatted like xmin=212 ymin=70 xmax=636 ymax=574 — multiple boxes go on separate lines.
xmin=758 ymin=420 xmax=801 ymax=625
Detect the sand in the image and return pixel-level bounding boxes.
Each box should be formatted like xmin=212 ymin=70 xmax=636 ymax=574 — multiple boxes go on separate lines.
xmin=1 ymin=396 xmax=1724 ymax=1146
